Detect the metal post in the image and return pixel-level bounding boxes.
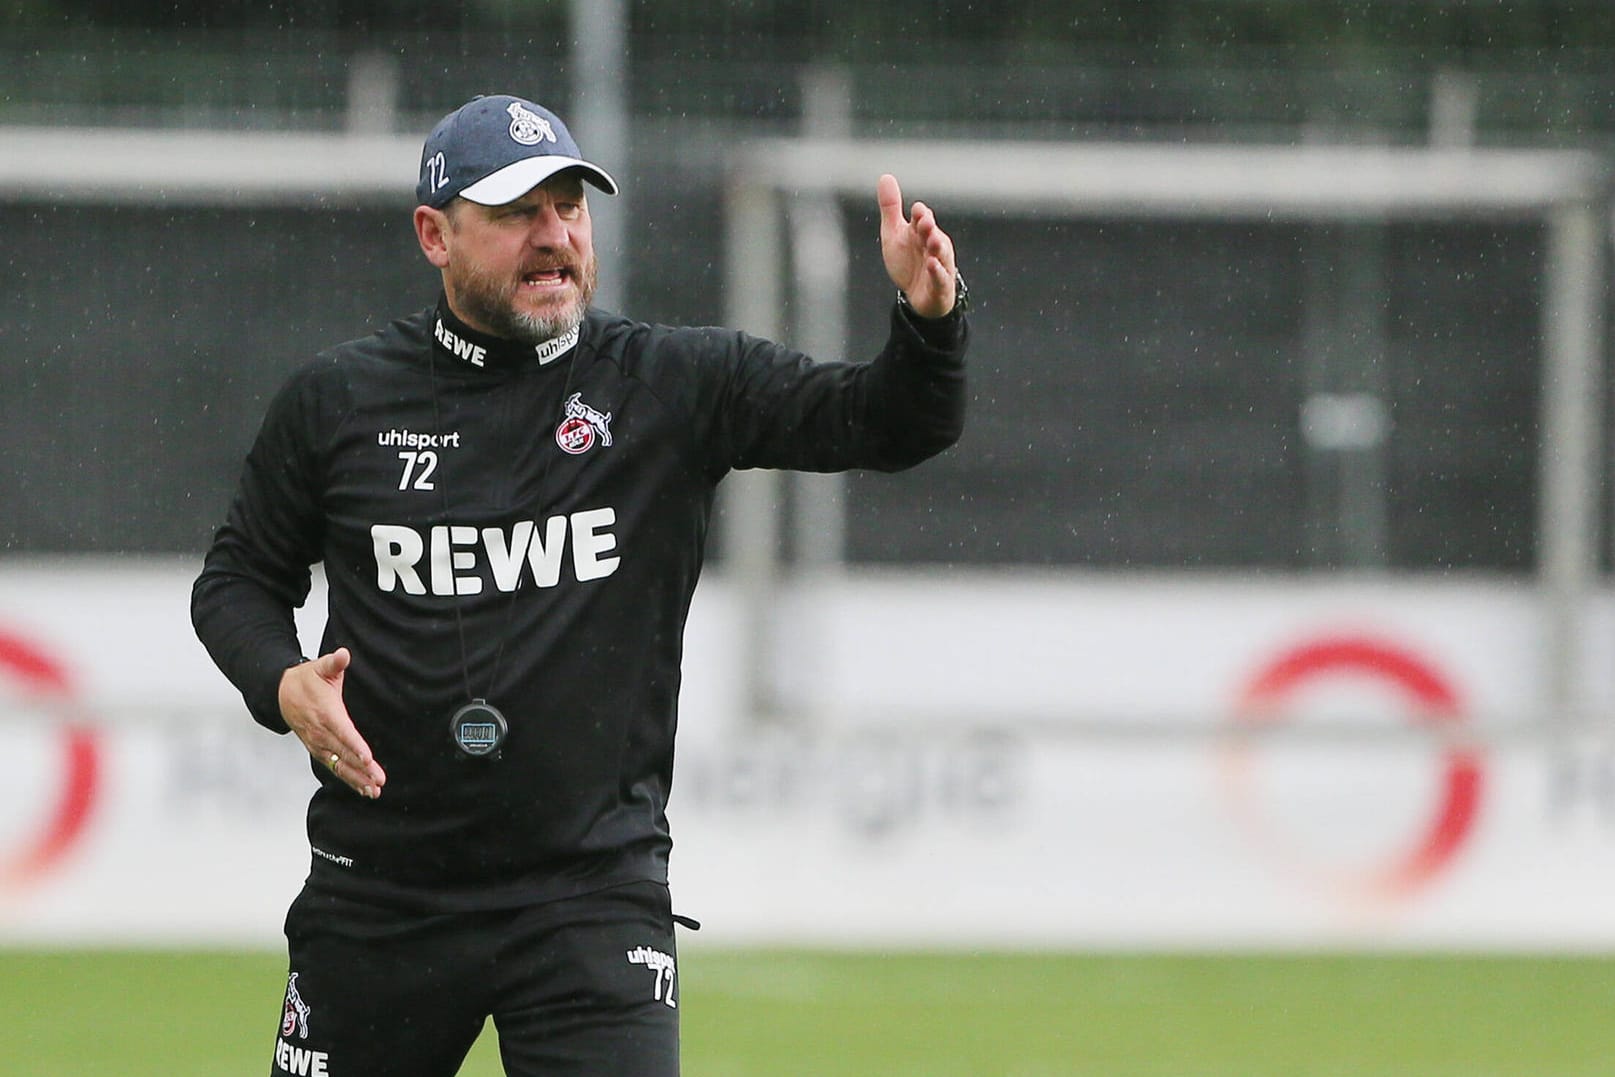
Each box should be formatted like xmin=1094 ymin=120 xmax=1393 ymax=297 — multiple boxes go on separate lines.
xmin=791 ymin=64 xmax=855 ymax=571
xmin=1539 ymin=199 xmax=1605 ymax=728
xmin=788 ymin=197 xmax=851 ymax=569
xmin=345 ymin=51 xmax=400 ymax=134
xmin=1429 ymin=69 xmax=1479 ymax=148
xmin=723 ymin=170 xmax=786 ymax=721
xmin=571 ymin=0 xmax=629 ymax=313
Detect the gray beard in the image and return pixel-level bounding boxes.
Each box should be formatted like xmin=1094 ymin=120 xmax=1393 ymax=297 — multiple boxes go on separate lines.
xmin=453 ymin=259 xmax=598 ymax=345
xmin=495 ymin=305 xmax=584 ymax=345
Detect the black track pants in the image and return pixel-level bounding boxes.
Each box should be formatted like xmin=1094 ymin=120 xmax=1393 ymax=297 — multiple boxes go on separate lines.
xmin=269 ymin=881 xmax=682 ymax=1077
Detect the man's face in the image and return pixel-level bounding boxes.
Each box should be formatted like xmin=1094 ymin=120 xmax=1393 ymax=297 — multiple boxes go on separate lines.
xmin=438 ymin=172 xmax=597 ymax=343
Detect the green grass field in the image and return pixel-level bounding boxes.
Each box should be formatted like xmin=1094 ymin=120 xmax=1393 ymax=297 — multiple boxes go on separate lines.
xmin=7 ymin=948 xmax=1614 ymax=1076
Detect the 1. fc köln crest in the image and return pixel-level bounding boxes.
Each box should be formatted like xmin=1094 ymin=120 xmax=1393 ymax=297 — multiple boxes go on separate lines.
xmin=282 ymin=972 xmax=312 ymax=1039
xmin=556 ymin=392 xmax=613 ymax=455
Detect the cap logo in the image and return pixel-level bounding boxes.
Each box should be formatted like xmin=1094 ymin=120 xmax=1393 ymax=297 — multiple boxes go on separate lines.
xmin=507 ymin=102 xmax=557 ymax=146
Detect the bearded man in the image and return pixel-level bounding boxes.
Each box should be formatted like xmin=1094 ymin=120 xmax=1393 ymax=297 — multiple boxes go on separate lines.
xmin=192 ymin=93 xmax=968 ymax=1077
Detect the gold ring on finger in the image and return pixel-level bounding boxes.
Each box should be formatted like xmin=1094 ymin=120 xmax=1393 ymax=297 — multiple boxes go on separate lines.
xmin=327 ymin=752 xmax=341 ymax=771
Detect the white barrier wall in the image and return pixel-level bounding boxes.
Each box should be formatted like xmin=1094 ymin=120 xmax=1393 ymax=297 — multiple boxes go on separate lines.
xmin=2 ymin=559 xmax=1614 ymax=950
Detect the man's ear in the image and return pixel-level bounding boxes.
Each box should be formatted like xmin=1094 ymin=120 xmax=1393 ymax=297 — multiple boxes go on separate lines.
xmin=414 ymin=205 xmax=452 ymax=269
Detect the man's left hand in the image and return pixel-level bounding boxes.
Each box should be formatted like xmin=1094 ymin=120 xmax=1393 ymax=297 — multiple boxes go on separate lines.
xmin=878 ymin=173 xmax=959 ymax=319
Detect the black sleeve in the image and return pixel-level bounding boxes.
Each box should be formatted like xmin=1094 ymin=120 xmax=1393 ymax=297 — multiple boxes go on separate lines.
xmin=701 ymin=302 xmax=968 ymax=477
xmin=190 ymin=364 xmax=333 ymax=734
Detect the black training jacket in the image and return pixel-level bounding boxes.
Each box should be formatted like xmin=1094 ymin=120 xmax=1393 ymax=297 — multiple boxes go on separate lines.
xmin=192 ymin=297 xmax=967 ymax=911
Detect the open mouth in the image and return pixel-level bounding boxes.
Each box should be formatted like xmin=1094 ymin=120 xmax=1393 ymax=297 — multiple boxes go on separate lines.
xmin=521 ymin=266 xmax=573 ymax=290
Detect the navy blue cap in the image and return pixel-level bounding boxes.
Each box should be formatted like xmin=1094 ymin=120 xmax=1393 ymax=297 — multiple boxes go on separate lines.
xmin=416 ymin=94 xmax=619 ymax=208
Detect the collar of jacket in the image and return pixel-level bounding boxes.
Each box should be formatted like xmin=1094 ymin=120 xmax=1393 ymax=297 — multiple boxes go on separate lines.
xmin=430 ymin=296 xmax=581 ymax=374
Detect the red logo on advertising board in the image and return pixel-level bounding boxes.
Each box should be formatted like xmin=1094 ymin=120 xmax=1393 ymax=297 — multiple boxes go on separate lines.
xmin=1221 ymin=635 xmax=1484 ymax=902
xmin=0 ymin=630 xmax=102 ymax=889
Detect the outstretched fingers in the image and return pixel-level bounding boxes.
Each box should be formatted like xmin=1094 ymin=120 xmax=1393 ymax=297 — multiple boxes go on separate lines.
xmin=281 ymin=647 xmax=386 ymax=799
xmin=877 ymin=173 xmax=960 ymax=317
xmin=317 ymin=724 xmax=386 ymax=800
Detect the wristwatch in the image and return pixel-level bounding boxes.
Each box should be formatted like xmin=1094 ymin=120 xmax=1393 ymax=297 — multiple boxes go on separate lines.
xmin=898 ymin=270 xmax=970 ymax=317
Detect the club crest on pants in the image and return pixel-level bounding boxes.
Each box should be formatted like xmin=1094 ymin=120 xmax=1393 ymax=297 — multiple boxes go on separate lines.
xmin=282 ymin=972 xmax=313 ymax=1039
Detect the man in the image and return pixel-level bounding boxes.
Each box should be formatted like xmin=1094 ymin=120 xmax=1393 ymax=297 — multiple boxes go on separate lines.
xmin=192 ymin=93 xmax=967 ymax=1077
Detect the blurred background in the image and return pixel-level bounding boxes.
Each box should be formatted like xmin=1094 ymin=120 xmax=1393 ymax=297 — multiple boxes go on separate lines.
xmin=6 ymin=2 xmax=1615 ymax=1074
xmin=7 ymin=0 xmax=1615 ymax=565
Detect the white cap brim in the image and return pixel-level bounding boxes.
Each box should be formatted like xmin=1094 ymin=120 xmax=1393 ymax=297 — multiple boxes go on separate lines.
xmin=458 ymin=156 xmax=620 ymax=205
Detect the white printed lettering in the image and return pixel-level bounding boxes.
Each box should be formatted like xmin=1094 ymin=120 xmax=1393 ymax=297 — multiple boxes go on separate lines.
xmin=434 ymin=318 xmax=487 ymax=366
xmin=378 ymin=428 xmax=461 ymax=450
xmin=570 ymin=507 xmax=620 ymax=581
xmin=310 ymin=845 xmax=353 ymax=868
xmin=430 ymin=525 xmax=483 ymax=596
xmin=525 ymin=515 xmax=569 ymax=588
xmin=396 ymin=450 xmax=439 ymax=491
xmin=369 ymin=510 xmax=621 ymax=596
xmin=626 ymin=945 xmax=677 ymax=1008
xmin=483 ymin=519 xmax=534 ymax=592
xmin=275 ymin=1039 xmax=330 ymax=1076
xmin=372 ymin=524 xmax=426 ymax=595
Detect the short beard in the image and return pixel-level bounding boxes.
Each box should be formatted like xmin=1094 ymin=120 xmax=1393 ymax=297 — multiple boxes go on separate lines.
xmin=450 ymin=254 xmax=598 ymax=345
